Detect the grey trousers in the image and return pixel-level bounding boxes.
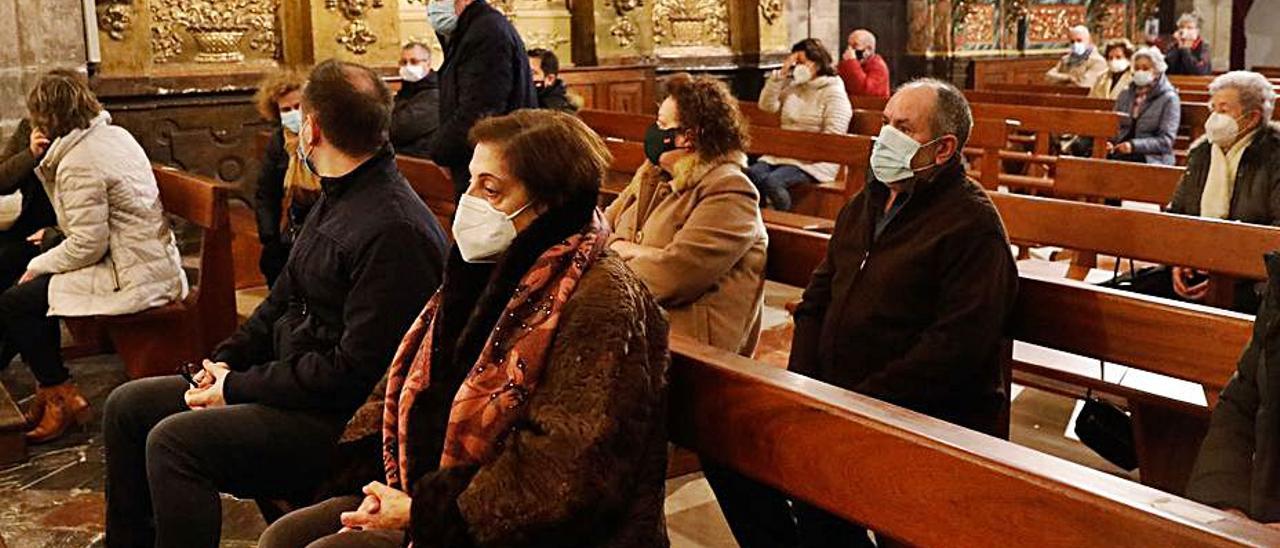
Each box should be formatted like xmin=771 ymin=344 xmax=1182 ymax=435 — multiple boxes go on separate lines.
xmin=259 ymin=495 xmax=406 ymax=548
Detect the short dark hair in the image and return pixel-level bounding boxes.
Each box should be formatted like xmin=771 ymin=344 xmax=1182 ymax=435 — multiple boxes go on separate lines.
xmin=792 ymin=38 xmax=837 ymax=77
xmin=664 ymin=73 xmax=750 ymax=159
xmin=27 ymin=69 xmax=102 ymax=138
xmin=301 ymin=59 xmax=393 ymax=156
xmin=527 ymin=48 xmax=560 ymax=76
xmin=469 ymin=109 xmax=610 ymax=210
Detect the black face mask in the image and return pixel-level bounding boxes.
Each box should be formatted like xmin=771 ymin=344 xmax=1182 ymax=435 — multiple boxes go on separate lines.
xmin=855 ymin=49 xmax=868 ymax=61
xmin=644 ymin=122 xmax=685 ymax=166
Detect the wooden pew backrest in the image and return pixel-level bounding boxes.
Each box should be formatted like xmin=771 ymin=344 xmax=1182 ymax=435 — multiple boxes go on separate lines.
xmin=966 ymin=90 xmax=1116 ymax=112
xmin=1052 ymin=156 xmax=1184 ymax=204
xmin=669 ymin=335 xmax=1280 ymax=547
xmin=395 ymin=155 xmax=456 ymax=231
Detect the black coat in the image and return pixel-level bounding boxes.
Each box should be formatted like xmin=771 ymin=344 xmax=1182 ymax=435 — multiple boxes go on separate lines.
xmin=254 ymin=127 xmax=289 ymax=246
xmin=392 ymin=74 xmax=441 ymax=159
xmin=1168 ymin=122 xmax=1280 ymax=226
xmin=0 ymin=119 xmax=58 ymax=241
xmin=789 ymin=159 xmax=1018 ymax=436
xmin=428 ymin=0 xmax=537 ymax=171
xmin=1167 ymin=40 xmax=1213 ymax=76
xmin=216 ymin=146 xmax=448 ymax=416
xmin=537 ymin=79 xmax=579 ymax=114
xmin=1188 ymin=251 xmax=1280 ymax=521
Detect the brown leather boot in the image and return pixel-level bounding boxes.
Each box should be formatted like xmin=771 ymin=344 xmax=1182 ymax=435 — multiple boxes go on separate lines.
xmin=25 ymin=383 xmax=91 ymax=444
xmin=22 ymin=388 xmax=51 ymax=428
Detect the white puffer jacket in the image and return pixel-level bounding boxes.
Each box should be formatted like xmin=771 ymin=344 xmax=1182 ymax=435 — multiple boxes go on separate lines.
xmin=32 ymin=111 xmax=187 ymax=317
xmin=757 ymin=74 xmax=854 ymax=182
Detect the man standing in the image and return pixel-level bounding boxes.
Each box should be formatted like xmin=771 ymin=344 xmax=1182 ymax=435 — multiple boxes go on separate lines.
xmin=428 ymin=0 xmax=537 ymax=195
xmin=1046 ymin=25 xmax=1109 ymax=88
xmin=709 ymin=79 xmax=1019 ymax=547
xmin=838 ymin=29 xmax=890 ymax=98
xmin=528 ymin=48 xmax=579 ymax=113
xmin=102 ymin=60 xmax=449 ymax=548
xmin=391 ymin=42 xmax=441 ymax=158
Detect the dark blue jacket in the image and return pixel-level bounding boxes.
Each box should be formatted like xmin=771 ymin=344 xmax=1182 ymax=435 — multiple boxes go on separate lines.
xmin=1114 ymin=74 xmax=1182 ymax=165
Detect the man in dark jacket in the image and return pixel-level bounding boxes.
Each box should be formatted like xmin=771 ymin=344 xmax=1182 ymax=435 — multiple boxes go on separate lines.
xmin=1163 ymin=71 xmax=1278 ymax=312
xmin=428 ymin=0 xmax=537 ymax=195
xmin=707 ymin=79 xmax=1019 ymax=548
xmin=1188 ymin=251 xmax=1280 ymax=525
xmin=528 ymin=48 xmax=578 ymax=113
xmin=0 ymin=119 xmax=57 ymax=369
xmin=391 ymin=41 xmax=440 ymax=158
xmin=1167 ymin=12 xmax=1213 ymax=75
xmin=102 ymin=60 xmax=448 ymax=548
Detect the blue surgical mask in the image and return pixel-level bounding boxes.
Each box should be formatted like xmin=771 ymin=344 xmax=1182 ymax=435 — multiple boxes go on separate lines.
xmin=428 ymin=1 xmax=458 ymax=37
xmin=280 ymin=109 xmax=302 ymax=134
xmin=870 ymin=124 xmax=940 ymax=183
xmin=296 ymin=117 xmax=318 ymax=177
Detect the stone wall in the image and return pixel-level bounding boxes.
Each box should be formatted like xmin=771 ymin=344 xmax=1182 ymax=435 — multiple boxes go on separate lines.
xmin=0 ymin=0 xmax=88 ymax=143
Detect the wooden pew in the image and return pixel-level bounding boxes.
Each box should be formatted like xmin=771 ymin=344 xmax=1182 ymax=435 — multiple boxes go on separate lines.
xmin=966 ymin=89 xmax=1116 ymax=112
xmin=64 ymin=165 xmax=237 ymax=379
xmin=740 ymin=102 xmax=884 ymax=136
xmin=394 ymin=155 xmax=456 ymax=234
xmin=1049 ymin=156 xmax=1183 ymax=204
xmin=988 ymin=83 xmax=1091 ymax=96
xmin=670 ymin=335 xmax=1280 ymax=546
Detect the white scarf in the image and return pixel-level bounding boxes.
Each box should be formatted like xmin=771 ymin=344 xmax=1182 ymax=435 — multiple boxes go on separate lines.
xmin=1200 ymin=129 xmax=1260 ymax=219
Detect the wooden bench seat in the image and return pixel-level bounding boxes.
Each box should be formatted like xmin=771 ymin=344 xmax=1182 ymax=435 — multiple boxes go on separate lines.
xmin=64 ymin=165 xmax=236 ymax=379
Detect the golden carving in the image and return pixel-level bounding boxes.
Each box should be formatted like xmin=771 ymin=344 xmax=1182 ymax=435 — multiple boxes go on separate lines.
xmin=524 ymin=29 xmax=570 ymax=51
xmin=956 ymin=3 xmax=996 ymax=48
xmin=97 ymin=1 xmax=134 ymax=41
xmin=326 ymin=0 xmax=386 ymax=55
xmin=605 ymin=0 xmax=643 ymax=50
xmin=1027 ymin=5 xmax=1086 ymax=44
xmin=149 ymin=0 xmax=280 ymax=64
xmin=653 ymin=0 xmax=728 ymax=48
xmin=759 ymin=0 xmax=781 ymax=25
xmin=1100 ymin=3 xmax=1127 ymax=39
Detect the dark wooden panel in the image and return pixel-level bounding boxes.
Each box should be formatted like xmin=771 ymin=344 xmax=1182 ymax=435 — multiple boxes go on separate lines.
xmin=972 ymin=55 xmax=1061 ymax=89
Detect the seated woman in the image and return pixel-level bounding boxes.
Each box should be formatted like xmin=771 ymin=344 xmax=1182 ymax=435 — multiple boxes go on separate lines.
xmin=2 ymin=69 xmax=186 ymax=443
xmin=252 ymin=69 xmax=320 ymax=287
xmin=1109 ymin=47 xmax=1181 ymax=166
xmin=748 ymin=38 xmax=853 ymax=211
xmin=258 ymin=109 xmax=670 ymax=547
xmin=1091 ymin=38 xmax=1135 ymax=100
xmin=604 ymin=73 xmax=767 ymax=356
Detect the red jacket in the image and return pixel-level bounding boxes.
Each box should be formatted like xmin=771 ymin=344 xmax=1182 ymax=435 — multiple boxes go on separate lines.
xmin=838 ymin=54 xmax=890 ymax=98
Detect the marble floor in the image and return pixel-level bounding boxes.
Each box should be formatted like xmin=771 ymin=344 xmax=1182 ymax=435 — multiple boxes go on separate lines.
xmin=0 ymin=280 xmax=1144 ymax=546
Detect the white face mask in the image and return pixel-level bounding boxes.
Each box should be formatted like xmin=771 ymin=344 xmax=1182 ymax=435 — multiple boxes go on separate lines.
xmin=1108 ymin=58 xmax=1130 ymax=74
xmin=1071 ymin=42 xmax=1088 ymax=56
xmin=792 ymin=64 xmax=813 ymax=85
xmin=280 ymin=109 xmax=302 ymax=134
xmin=1131 ymin=70 xmax=1154 ymax=87
xmin=400 ymin=64 xmax=427 ymax=83
xmin=1204 ymin=112 xmax=1244 ymax=147
xmin=870 ymin=124 xmax=939 ymax=183
xmin=452 ymin=194 xmax=532 ymax=263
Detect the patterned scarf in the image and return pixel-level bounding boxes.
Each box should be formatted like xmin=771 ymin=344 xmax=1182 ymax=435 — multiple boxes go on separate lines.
xmin=382 ymin=211 xmax=610 ymax=491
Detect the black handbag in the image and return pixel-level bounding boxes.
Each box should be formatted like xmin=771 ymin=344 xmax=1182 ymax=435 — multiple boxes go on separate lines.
xmin=1073 ymin=362 xmax=1139 ymax=472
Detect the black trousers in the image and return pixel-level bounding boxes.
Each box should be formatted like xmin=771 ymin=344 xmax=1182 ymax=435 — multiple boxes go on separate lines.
xmin=103 ymin=376 xmax=346 ymax=548
xmin=704 ymin=462 xmax=876 ymax=548
xmin=0 ymin=274 xmax=65 ymax=386
xmin=0 ymin=236 xmax=38 ymax=289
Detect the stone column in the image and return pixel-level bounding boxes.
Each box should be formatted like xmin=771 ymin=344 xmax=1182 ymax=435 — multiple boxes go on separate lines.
xmin=1193 ymin=0 xmax=1231 ymax=71
xmin=786 ymin=0 xmax=838 ymax=53
xmin=0 ymin=0 xmax=88 ymax=142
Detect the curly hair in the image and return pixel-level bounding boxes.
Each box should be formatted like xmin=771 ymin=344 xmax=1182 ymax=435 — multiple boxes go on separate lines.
xmin=252 ymin=69 xmax=306 ymax=122
xmin=664 ymin=73 xmax=750 ymax=159
xmin=26 ymin=69 xmax=102 ymax=139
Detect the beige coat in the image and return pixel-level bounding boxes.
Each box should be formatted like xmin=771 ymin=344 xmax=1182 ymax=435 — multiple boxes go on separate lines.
xmin=604 ymin=152 xmax=767 ymax=356
xmin=1090 ymin=68 xmax=1133 ymax=99
xmin=32 ymin=111 xmax=187 ymax=317
xmin=1046 ymin=50 xmax=1109 ymax=89
xmin=757 ymin=74 xmax=853 ymax=182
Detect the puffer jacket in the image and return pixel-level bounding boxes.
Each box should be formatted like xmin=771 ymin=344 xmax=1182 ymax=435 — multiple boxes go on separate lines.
xmin=1113 ymin=73 xmax=1181 ymax=165
xmin=31 ymin=111 xmax=187 ymax=317
xmin=757 ymin=74 xmax=854 ymax=182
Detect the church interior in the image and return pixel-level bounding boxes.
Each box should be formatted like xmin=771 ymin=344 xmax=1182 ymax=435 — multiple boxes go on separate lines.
xmin=1 ymin=0 xmax=1279 ymax=546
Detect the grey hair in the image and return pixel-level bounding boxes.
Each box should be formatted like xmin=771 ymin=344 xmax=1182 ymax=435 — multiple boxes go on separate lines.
xmin=1177 ymin=12 xmax=1202 ymax=29
xmin=402 ymin=41 xmax=433 ymax=61
xmin=1210 ymin=70 xmax=1277 ymax=122
xmin=1133 ymin=46 xmax=1168 ymax=74
xmin=852 ymin=29 xmax=877 ymax=53
xmin=1069 ymin=25 xmax=1090 ymax=40
xmin=899 ymin=78 xmax=973 ymax=149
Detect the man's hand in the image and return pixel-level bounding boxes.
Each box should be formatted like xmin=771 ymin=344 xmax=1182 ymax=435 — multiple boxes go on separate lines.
xmin=1172 ymin=266 xmax=1210 ymax=301
xmin=842 ymin=46 xmax=857 ymax=62
xmin=28 ymin=129 xmax=50 ymax=158
xmin=184 ymin=360 xmax=231 ymax=409
xmin=339 ymin=482 xmax=411 ymax=531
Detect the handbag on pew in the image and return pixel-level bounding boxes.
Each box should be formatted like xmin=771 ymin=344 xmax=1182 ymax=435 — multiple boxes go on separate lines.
xmin=1074 ymin=363 xmax=1139 ymax=472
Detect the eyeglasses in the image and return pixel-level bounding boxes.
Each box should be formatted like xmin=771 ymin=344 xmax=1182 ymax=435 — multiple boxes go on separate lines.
xmin=177 ymin=362 xmax=202 ymax=387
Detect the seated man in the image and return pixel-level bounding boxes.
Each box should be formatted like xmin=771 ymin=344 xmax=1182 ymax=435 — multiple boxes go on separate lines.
xmin=390 ymin=41 xmax=440 ymax=158
xmin=1187 ymin=251 xmax=1280 ymax=526
xmin=528 ymin=47 xmax=578 ymax=113
xmin=707 ymin=79 xmax=1019 ymax=548
xmin=102 ymin=59 xmax=449 ymax=548
xmin=1046 ymin=25 xmax=1108 ymax=89
xmin=1163 ymin=70 xmax=1278 ymax=312
xmin=838 ymin=29 xmax=890 ymax=98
